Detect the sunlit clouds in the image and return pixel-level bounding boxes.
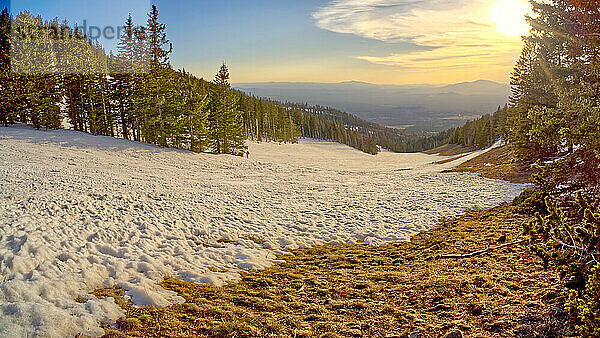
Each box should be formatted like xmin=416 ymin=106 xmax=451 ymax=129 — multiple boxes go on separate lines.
xmin=313 ymin=0 xmax=532 ymax=83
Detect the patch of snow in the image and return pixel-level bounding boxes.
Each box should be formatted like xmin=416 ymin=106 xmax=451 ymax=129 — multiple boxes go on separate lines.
xmin=0 ymin=126 xmax=528 ymax=336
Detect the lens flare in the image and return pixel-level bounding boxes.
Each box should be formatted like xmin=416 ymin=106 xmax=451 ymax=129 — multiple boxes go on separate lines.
xmin=489 ymin=0 xmax=531 ymax=37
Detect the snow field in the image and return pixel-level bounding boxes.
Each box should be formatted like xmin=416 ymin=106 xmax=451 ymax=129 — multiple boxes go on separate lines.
xmin=0 ymin=126 xmax=528 ymax=336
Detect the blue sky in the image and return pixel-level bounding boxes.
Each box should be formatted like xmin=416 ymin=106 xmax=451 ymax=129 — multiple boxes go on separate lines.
xmin=156 ymin=0 xmax=426 ymax=83
xmin=4 ymin=0 xmax=530 ymax=84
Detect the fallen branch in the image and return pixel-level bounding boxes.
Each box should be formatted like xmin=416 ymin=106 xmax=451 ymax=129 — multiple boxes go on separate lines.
xmin=438 ymin=239 xmax=527 ymax=259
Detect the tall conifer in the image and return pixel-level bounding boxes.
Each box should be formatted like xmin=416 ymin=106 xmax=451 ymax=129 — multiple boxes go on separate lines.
xmin=208 ymin=64 xmax=246 ymax=155
xmin=145 ymin=5 xmax=172 ymax=146
xmin=0 ymin=7 xmax=11 ymax=126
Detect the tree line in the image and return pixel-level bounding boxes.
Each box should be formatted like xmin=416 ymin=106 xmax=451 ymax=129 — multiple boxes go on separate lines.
xmin=281 ymin=103 xmax=451 ymax=154
xmin=443 ymin=105 xmax=509 ymax=149
xmin=0 ymin=5 xmax=458 ymax=157
xmin=0 ymin=7 xmax=253 ymax=155
xmin=0 ymin=7 xmax=372 ymax=155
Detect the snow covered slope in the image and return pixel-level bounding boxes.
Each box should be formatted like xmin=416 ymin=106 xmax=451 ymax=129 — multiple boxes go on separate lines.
xmin=0 ymin=125 xmax=528 ymax=336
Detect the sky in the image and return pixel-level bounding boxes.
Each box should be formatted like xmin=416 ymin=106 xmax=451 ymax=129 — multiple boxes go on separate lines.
xmin=4 ymin=0 xmax=533 ymax=85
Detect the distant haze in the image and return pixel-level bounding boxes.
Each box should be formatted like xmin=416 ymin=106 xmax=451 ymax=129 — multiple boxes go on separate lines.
xmin=235 ymin=80 xmax=511 ymax=132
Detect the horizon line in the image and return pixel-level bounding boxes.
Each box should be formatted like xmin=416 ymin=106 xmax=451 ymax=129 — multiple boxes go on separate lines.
xmin=231 ymin=79 xmax=511 ymax=87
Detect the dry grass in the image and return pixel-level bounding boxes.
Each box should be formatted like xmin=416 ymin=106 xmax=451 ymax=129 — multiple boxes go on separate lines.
xmin=423 ymin=144 xmax=478 ymax=156
xmin=434 ymin=153 xmax=470 ymax=165
xmin=93 ymin=205 xmax=571 ymax=337
xmin=444 ymin=147 xmax=533 ymax=184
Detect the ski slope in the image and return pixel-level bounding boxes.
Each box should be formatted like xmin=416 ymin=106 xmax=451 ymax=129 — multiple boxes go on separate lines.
xmin=0 ymin=125 xmax=529 ymax=336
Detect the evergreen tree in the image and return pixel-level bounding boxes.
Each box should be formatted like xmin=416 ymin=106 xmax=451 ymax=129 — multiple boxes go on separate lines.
xmin=0 ymin=6 xmax=11 ymax=126
xmin=181 ymin=70 xmax=209 ymax=152
xmin=112 ymin=13 xmax=137 ymax=139
xmin=144 ymin=4 xmax=172 ymax=147
xmin=208 ymin=64 xmax=246 ymax=155
xmin=508 ymin=0 xmax=600 ymax=190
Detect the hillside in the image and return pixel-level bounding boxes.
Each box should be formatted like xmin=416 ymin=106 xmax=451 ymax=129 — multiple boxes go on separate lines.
xmin=1 ymin=0 xmax=599 ymax=336
xmin=423 ymin=144 xmax=478 ymax=156
xmin=94 ymin=141 xmax=559 ymax=338
xmin=0 ymin=125 xmax=527 ymax=336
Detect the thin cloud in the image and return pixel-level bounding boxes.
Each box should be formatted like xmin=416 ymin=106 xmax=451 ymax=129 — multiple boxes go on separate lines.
xmin=313 ymin=0 xmax=525 ymax=73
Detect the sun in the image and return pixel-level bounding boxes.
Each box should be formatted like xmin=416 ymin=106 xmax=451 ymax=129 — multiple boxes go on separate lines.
xmin=489 ymin=0 xmax=531 ymax=37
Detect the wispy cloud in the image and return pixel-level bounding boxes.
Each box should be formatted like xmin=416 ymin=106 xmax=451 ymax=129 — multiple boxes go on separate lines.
xmin=313 ymin=0 xmax=525 ymax=74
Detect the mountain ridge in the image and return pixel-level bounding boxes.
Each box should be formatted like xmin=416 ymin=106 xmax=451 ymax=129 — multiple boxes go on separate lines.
xmin=234 ymin=79 xmax=509 ymax=87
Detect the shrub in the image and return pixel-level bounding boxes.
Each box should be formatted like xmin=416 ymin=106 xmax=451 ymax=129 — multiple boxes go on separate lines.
xmin=514 ymin=189 xmax=549 ymax=215
xmin=525 ymin=193 xmax=600 ymax=335
xmin=567 ymin=264 xmax=600 ymax=336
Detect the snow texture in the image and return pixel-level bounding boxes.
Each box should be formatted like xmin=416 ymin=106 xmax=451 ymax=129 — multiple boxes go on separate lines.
xmin=0 ymin=125 xmax=529 ymax=336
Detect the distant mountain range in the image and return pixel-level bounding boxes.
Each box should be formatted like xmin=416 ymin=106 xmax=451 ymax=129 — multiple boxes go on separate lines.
xmin=234 ymin=80 xmax=511 ymax=132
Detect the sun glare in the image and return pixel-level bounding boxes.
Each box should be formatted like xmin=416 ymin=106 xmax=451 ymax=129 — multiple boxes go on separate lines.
xmin=489 ymin=0 xmax=531 ymax=37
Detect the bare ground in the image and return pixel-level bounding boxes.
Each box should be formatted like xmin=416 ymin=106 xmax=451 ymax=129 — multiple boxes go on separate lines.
xmin=443 ymin=146 xmax=533 ymax=184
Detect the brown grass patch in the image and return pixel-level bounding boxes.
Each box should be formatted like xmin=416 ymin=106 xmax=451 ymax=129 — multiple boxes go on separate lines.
xmin=445 ymin=146 xmax=533 ymax=184
xmin=423 ymin=144 xmax=478 ymax=156
xmin=434 ymin=153 xmax=470 ymax=165
xmin=91 ymin=205 xmax=571 ymax=337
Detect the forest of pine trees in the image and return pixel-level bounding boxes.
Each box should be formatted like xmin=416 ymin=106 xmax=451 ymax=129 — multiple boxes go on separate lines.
xmin=0 ymin=5 xmax=466 ymax=156
xmin=281 ymin=103 xmax=451 ymax=154
xmin=0 ymin=6 xmax=283 ymax=155
xmin=444 ymin=105 xmax=509 ymax=149
xmin=8 ymin=2 xmax=595 ymax=163
xmin=0 ymin=6 xmax=256 ymax=155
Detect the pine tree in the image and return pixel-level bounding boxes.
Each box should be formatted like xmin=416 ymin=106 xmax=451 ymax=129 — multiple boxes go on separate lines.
xmin=181 ymin=70 xmax=209 ymax=152
xmin=144 ymin=5 xmax=172 ymax=147
xmin=508 ymin=0 xmax=600 ymax=189
xmin=0 ymin=6 xmax=11 ymax=126
xmin=127 ymin=22 xmax=150 ymax=142
xmin=208 ymin=64 xmax=246 ymax=155
xmin=112 ymin=13 xmax=137 ymax=139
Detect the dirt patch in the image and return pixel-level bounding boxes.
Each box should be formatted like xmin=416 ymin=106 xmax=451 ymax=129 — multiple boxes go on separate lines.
xmin=94 ymin=205 xmax=570 ymax=337
xmin=444 ymin=147 xmax=534 ymax=184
